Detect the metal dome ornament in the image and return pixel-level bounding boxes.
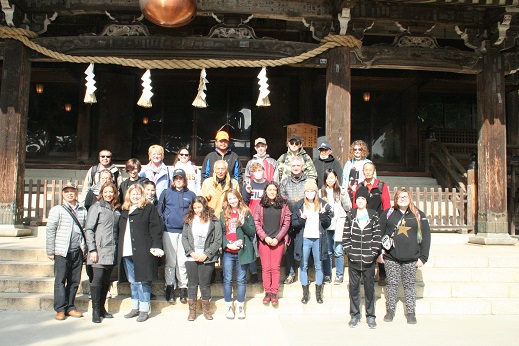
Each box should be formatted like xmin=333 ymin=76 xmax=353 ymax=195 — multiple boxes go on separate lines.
xmin=139 ymin=0 xmax=197 ymax=28
xmin=84 ymin=63 xmax=97 ymax=104
xmin=137 ymin=70 xmax=154 ymax=108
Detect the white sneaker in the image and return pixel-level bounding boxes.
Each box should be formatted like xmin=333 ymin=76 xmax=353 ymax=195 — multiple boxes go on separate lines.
xmin=236 ymin=302 xmax=246 ymax=319
xmin=225 ymin=303 xmax=235 ymax=319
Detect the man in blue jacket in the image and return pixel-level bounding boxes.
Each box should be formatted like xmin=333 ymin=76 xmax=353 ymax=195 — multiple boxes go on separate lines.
xmin=201 ymin=130 xmax=243 ymax=186
xmin=158 ymin=169 xmax=196 ymax=304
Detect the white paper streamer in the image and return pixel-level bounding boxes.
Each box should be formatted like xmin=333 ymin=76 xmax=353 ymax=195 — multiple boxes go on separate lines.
xmin=83 ymin=63 xmax=97 ymax=104
xmin=256 ymin=67 xmax=271 ymax=107
xmin=192 ymin=68 xmax=208 ymax=108
xmin=137 ymin=69 xmax=153 ymax=108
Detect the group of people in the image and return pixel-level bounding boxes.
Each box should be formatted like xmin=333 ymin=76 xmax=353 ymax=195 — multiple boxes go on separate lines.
xmin=45 ymin=131 xmax=430 ymax=327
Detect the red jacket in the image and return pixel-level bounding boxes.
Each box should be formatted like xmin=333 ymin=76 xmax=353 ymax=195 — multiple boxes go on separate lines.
xmin=352 ymin=178 xmax=391 ymax=214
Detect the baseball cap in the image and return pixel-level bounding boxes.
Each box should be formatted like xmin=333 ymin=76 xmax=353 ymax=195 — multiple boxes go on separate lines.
xmin=289 ymin=135 xmax=302 ymax=143
xmin=255 ymin=138 xmax=267 ymax=146
xmin=215 ymin=130 xmax=230 ymax=141
xmin=62 ymin=182 xmax=78 ymax=191
xmin=172 ymin=169 xmax=186 ymax=179
xmin=318 ymin=141 xmax=332 ymax=150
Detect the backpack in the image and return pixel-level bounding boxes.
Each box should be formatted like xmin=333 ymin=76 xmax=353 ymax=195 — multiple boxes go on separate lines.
xmin=90 ymin=165 xmax=119 ymax=187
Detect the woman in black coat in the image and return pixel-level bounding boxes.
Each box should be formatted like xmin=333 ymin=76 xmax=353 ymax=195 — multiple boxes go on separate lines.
xmin=118 ymin=184 xmax=163 ymax=322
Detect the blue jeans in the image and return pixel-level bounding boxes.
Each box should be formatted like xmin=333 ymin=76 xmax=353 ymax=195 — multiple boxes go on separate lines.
xmin=222 ymin=251 xmax=247 ymax=303
xmin=323 ymin=230 xmax=345 ymax=277
xmin=123 ymin=257 xmax=151 ymax=312
xmin=300 ymin=238 xmax=323 ymax=285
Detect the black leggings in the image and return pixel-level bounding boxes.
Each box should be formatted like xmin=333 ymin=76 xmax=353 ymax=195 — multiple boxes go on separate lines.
xmin=90 ymin=266 xmax=114 ymax=287
xmin=185 ymin=261 xmax=215 ymax=300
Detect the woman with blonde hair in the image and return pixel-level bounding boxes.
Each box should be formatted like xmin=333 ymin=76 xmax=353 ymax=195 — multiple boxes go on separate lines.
xmin=220 ymin=188 xmax=256 ymax=319
xmin=341 ymin=140 xmax=375 ymax=199
xmin=139 ymin=144 xmax=171 ymax=200
xmin=378 ymin=188 xmax=431 ymax=325
xmin=292 ymin=180 xmax=332 ymax=304
xmin=118 ymin=184 xmax=163 ymax=322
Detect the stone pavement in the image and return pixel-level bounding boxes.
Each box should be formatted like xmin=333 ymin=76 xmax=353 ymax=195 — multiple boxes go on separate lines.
xmin=0 ymin=309 xmax=516 ymax=346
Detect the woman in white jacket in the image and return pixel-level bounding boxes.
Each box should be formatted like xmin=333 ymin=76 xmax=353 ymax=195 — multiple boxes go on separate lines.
xmin=319 ymin=169 xmax=351 ymax=284
xmin=173 ymin=148 xmax=201 ymax=195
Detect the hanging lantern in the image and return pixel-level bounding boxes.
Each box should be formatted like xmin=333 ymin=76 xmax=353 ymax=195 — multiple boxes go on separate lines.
xmin=137 ymin=70 xmax=153 ymax=108
xmin=192 ymin=68 xmax=208 ymax=108
xmin=142 ymin=117 xmax=149 ymax=125
xmin=84 ymin=63 xmax=97 ymax=104
xmin=139 ymin=0 xmax=197 ymax=28
xmin=363 ymin=91 xmax=371 ymax=102
xmin=35 ymin=84 xmax=44 ymax=94
xmin=256 ymin=67 xmax=271 ymax=107
xmin=64 ymin=103 xmax=72 ymax=112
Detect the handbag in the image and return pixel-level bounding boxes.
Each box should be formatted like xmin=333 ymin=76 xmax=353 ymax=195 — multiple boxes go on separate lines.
xmin=381 ymin=210 xmax=405 ymax=251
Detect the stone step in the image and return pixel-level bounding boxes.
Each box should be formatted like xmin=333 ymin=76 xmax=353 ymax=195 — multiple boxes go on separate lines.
xmin=3 ymin=274 xmax=518 ymax=300
xmin=1 ymin=292 xmax=518 ymax=315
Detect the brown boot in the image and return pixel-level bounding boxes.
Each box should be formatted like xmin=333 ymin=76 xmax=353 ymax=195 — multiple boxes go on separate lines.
xmin=187 ymin=299 xmax=197 ymax=321
xmin=201 ymin=300 xmax=213 ymax=320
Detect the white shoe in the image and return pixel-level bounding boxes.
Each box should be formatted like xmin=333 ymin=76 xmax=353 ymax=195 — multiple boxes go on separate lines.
xmin=236 ymin=302 xmax=246 ymax=319
xmin=225 ymin=302 xmax=235 ymax=319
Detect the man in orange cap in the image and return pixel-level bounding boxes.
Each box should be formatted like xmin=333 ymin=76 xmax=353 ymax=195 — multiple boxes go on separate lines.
xmin=201 ymin=130 xmax=243 ymax=187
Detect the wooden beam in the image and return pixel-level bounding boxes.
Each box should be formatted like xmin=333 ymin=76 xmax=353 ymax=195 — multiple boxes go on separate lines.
xmin=0 ymin=40 xmax=31 ymax=225
xmin=326 ymin=47 xmax=350 ymax=167
xmin=20 ymin=0 xmax=333 ymax=21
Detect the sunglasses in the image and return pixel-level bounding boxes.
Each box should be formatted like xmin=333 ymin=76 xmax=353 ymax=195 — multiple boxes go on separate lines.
xmin=179 ymin=153 xmax=189 ymax=157
xmin=100 ymin=155 xmax=111 ymax=158
xmin=353 ymin=148 xmax=362 ymax=152
xmin=289 ymin=140 xmax=301 ymax=145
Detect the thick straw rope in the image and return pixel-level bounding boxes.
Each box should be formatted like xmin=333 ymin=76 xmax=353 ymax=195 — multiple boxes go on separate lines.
xmin=0 ymin=26 xmax=361 ymax=69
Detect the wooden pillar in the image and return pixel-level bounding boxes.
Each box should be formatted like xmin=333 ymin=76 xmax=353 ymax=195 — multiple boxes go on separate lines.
xmin=506 ymin=90 xmax=519 ymax=157
xmin=469 ymin=48 xmax=516 ymax=245
xmin=0 ymin=40 xmax=31 ymax=235
xmin=326 ymin=47 xmax=351 ymax=166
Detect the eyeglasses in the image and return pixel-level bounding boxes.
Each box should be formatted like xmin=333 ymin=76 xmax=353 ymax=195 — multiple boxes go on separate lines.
xmin=289 ymin=140 xmax=301 ymax=145
xmin=179 ymin=153 xmax=189 ymax=157
xmin=353 ymin=148 xmax=362 ymax=152
xmin=398 ymin=195 xmax=410 ymax=200
xmin=100 ymin=155 xmax=111 ymax=158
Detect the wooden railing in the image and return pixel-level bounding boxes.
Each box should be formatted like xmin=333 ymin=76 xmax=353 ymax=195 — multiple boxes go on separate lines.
xmin=23 ymin=178 xmax=475 ymax=232
xmin=24 ymin=179 xmax=82 ymax=223
xmin=424 ymin=139 xmax=474 ymax=192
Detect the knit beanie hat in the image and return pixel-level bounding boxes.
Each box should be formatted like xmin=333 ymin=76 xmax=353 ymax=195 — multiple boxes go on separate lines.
xmin=355 ymin=185 xmax=370 ymax=202
xmin=304 ymin=180 xmax=318 ymax=192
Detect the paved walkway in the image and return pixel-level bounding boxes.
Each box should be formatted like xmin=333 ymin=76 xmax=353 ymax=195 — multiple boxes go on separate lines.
xmin=0 ymin=309 xmax=517 ymax=345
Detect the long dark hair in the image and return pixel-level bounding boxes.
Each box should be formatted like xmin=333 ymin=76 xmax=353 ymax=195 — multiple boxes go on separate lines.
xmin=319 ymin=169 xmax=341 ymax=202
xmin=184 ymin=196 xmax=215 ymax=224
xmin=260 ymin=181 xmax=285 ymax=209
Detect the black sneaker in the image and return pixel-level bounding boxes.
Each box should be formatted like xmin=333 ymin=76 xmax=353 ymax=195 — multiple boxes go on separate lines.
xmin=348 ymin=316 xmax=360 ymax=328
xmin=284 ymin=275 xmax=295 ymax=285
xmin=367 ymin=317 xmax=377 ymax=329
xmin=150 ymin=293 xmax=157 ymax=300
xmin=406 ymin=313 xmax=417 ymax=324
xmin=378 ymin=277 xmax=387 ymax=286
xmin=249 ymin=273 xmax=258 ymax=284
xmin=384 ymin=310 xmax=395 ymax=322
xmin=323 ymin=276 xmax=331 ymax=284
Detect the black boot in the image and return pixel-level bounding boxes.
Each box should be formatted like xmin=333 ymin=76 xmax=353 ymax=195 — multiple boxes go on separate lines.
xmin=316 ymin=284 xmax=323 ymax=304
xmin=90 ymin=285 xmax=102 ymax=323
xmin=179 ymin=288 xmax=188 ymax=304
xmin=100 ymin=284 xmax=113 ymax=318
xmin=166 ymin=285 xmax=176 ymax=304
xmin=301 ymin=285 xmax=310 ymax=304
